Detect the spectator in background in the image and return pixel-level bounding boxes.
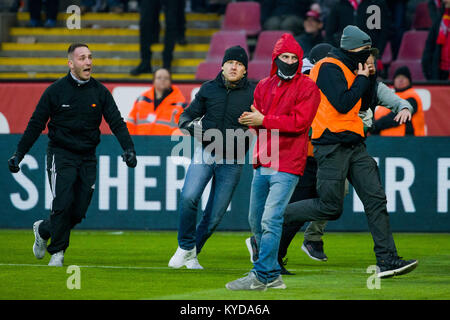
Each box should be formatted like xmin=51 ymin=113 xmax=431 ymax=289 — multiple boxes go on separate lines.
xmin=325 ymin=0 xmax=391 ymax=62
xmin=261 ymin=0 xmax=313 ymax=36
xmin=295 ymin=10 xmax=324 ymax=57
xmin=422 ymin=0 xmax=450 ymax=80
xmin=80 ymin=0 xmax=127 ymax=13
xmin=126 ymin=68 xmax=187 ymax=135
xmin=177 ymin=0 xmax=187 ymax=45
xmin=27 ymin=0 xmax=59 ymax=28
xmin=373 ymin=66 xmax=425 ymax=136
xmin=314 ymin=0 xmax=339 ymax=24
xmin=386 ymin=0 xmax=408 ymax=60
xmin=130 ymin=0 xmax=180 ymax=75
xmin=428 ymin=0 xmax=445 ymax=25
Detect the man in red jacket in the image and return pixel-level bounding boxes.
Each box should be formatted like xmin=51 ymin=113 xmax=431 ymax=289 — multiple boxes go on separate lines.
xmin=226 ymin=33 xmax=321 ymax=291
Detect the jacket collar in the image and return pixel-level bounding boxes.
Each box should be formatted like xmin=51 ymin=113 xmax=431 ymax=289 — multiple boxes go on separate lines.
xmin=66 ymin=71 xmax=92 ymax=87
xmin=328 ymin=47 xmax=359 ymax=72
xmin=214 ymin=71 xmax=248 ymax=90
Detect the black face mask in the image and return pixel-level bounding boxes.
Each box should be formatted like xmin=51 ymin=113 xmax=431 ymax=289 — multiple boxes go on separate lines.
xmin=344 ymin=48 xmax=371 ymax=65
xmin=275 ymin=57 xmax=299 ymax=80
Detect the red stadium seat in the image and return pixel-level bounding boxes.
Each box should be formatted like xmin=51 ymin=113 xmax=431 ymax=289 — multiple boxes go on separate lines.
xmin=396 ymin=30 xmax=428 ymax=60
xmin=221 ymin=1 xmax=262 ymax=36
xmin=388 ymin=60 xmax=426 ymax=81
xmin=381 ymin=41 xmax=392 ymax=66
xmin=205 ymin=31 xmax=249 ymax=62
xmin=195 ymin=61 xmax=222 ymax=81
xmin=412 ymin=2 xmax=432 ymax=30
xmin=247 ymin=60 xmax=271 ymax=81
xmin=252 ymin=31 xmax=292 ymax=60
xmin=246 ymin=31 xmax=292 ymax=81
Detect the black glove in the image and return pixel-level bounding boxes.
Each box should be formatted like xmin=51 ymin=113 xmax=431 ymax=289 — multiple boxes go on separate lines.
xmin=8 ymin=152 xmax=24 ymax=173
xmin=122 ymin=149 xmax=137 ymax=168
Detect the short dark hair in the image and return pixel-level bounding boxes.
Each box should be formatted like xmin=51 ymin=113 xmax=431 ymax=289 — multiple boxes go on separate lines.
xmin=68 ymin=43 xmax=89 ymax=57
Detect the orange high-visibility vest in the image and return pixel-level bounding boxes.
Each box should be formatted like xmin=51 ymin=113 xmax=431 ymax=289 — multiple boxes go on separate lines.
xmin=374 ymin=88 xmax=425 ymax=136
xmin=126 ymin=85 xmax=186 ymax=135
xmin=309 ymin=57 xmax=364 ymax=139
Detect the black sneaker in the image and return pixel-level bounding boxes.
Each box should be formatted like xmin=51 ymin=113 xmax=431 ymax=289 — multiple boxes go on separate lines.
xmin=130 ymin=63 xmax=152 ymax=76
xmin=377 ymin=258 xmax=418 ymax=278
xmin=301 ymin=240 xmax=328 ymax=261
xmin=245 ymin=236 xmax=258 ymax=263
xmin=278 ymin=257 xmax=295 ymax=275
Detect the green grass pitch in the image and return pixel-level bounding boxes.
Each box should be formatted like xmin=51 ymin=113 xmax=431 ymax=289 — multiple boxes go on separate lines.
xmin=0 ymin=230 xmax=449 ymax=300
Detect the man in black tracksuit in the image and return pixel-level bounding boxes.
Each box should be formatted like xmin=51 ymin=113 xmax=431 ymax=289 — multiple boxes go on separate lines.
xmin=8 ymin=44 xmax=137 ymax=266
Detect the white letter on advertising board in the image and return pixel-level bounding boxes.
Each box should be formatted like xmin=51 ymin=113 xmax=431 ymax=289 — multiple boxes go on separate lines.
xmin=166 ymin=156 xmax=190 ymax=211
xmin=99 ymin=156 xmax=128 ymax=210
xmin=134 ymin=156 xmax=161 ymax=210
xmin=385 ymin=157 xmax=416 ymax=212
xmin=437 ymin=158 xmax=450 ymax=213
xmin=10 ymin=155 xmax=39 ymax=210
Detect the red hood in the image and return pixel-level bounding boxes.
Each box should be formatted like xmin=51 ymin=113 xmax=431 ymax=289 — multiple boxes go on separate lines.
xmin=270 ymin=33 xmax=304 ymax=77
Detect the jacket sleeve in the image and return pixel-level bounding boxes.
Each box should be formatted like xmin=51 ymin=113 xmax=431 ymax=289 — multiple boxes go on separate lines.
xmin=102 ymin=87 xmax=135 ymax=151
xmin=376 ymin=82 xmax=413 ymax=114
xmin=178 ymin=85 xmax=206 ymax=130
xmin=316 ymin=63 xmax=370 ymax=114
xmin=262 ymin=80 xmax=321 ymax=134
xmin=16 ymin=88 xmax=51 ymax=156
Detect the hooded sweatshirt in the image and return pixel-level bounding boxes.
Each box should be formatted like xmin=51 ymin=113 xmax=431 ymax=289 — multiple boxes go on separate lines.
xmin=251 ymin=33 xmax=321 ymax=175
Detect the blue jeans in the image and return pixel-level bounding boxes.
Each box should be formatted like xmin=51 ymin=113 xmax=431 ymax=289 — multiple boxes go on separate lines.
xmin=178 ymin=147 xmax=243 ymax=253
xmin=248 ymin=167 xmax=299 ymax=283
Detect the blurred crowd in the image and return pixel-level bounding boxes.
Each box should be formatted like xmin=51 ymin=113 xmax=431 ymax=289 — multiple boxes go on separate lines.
xmin=5 ymin=0 xmax=450 ymax=80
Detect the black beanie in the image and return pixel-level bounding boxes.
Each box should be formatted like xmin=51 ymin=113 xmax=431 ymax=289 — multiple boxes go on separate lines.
xmin=394 ymin=66 xmax=412 ymax=83
xmin=222 ymin=45 xmax=248 ymax=70
xmin=309 ymin=43 xmax=333 ymax=64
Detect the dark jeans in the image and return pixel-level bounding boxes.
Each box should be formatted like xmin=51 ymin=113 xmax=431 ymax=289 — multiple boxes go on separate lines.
xmin=38 ymin=147 xmax=97 ymax=254
xmin=278 ymin=156 xmax=318 ymax=259
xmin=283 ymin=143 xmax=398 ymax=263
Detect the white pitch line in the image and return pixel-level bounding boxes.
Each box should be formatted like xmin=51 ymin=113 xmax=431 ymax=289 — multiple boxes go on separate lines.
xmin=0 ymin=263 xmax=250 ymax=272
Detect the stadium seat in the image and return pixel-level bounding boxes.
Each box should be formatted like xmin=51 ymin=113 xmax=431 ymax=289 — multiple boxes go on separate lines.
xmin=221 ymin=1 xmax=261 ymax=36
xmin=388 ymin=60 xmax=426 ymax=81
xmin=412 ymin=1 xmax=432 ymax=30
xmin=205 ymin=31 xmax=249 ymax=62
xmin=252 ymin=31 xmax=292 ymax=61
xmin=381 ymin=41 xmax=392 ymax=66
xmin=396 ymin=30 xmax=428 ymax=60
xmin=247 ymin=60 xmax=272 ymax=81
xmin=195 ymin=61 xmax=222 ymax=80
xmin=246 ymin=31 xmax=292 ymax=81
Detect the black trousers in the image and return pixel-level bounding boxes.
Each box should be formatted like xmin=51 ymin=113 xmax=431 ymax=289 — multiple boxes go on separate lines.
xmin=278 ymin=156 xmax=318 ymax=259
xmin=139 ymin=0 xmax=179 ymax=69
xmin=28 ymin=0 xmax=59 ymax=21
xmin=283 ymin=143 xmax=398 ymax=263
xmin=39 ymin=147 xmax=97 ymax=254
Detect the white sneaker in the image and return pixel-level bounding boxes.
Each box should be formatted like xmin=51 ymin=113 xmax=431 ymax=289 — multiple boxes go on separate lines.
xmin=32 ymin=220 xmax=47 ymax=259
xmin=185 ymin=257 xmax=204 ymax=269
xmin=168 ymin=246 xmax=202 ymax=269
xmin=48 ymin=251 xmax=64 ymax=267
